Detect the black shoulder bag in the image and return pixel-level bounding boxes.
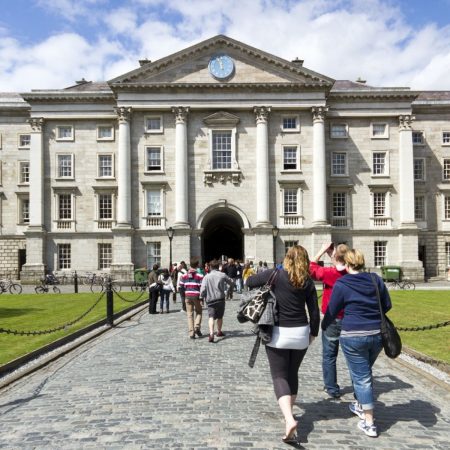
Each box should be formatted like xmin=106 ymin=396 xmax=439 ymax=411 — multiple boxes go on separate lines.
xmin=370 ymin=274 xmax=402 ymax=359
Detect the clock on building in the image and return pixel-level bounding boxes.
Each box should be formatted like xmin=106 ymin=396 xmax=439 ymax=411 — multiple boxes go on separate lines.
xmin=208 ymin=54 xmax=235 ymax=80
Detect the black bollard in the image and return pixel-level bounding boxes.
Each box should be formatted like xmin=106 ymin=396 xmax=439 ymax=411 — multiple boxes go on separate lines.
xmin=74 ymin=271 xmax=78 ymax=294
xmin=106 ymin=278 xmax=114 ymax=326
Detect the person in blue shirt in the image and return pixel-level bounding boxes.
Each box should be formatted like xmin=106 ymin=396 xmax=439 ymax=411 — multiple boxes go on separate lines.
xmin=322 ymin=249 xmax=391 ymax=438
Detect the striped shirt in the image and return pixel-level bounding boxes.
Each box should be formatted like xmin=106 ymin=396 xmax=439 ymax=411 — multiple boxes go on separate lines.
xmin=179 ymin=269 xmax=204 ymax=298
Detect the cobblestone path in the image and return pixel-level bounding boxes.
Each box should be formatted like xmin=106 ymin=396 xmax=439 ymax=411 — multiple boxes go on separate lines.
xmin=0 ymin=300 xmax=449 ymax=449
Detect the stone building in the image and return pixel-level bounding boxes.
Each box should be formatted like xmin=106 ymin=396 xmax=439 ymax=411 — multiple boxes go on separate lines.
xmin=0 ymin=35 xmax=449 ymax=281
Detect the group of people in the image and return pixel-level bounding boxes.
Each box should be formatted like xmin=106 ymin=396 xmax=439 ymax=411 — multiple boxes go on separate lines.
xmin=146 ymin=242 xmax=392 ymax=442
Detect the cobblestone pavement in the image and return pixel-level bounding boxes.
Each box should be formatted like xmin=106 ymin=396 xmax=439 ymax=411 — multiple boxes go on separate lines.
xmin=0 ymin=298 xmax=449 ymax=450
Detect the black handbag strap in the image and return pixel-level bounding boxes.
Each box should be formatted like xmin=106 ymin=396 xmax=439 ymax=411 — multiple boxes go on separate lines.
xmin=265 ymin=268 xmax=279 ymax=289
xmin=370 ymin=274 xmax=386 ymax=326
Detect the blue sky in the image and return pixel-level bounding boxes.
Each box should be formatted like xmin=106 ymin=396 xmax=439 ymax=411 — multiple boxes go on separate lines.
xmin=1 ymin=0 xmax=450 ymax=91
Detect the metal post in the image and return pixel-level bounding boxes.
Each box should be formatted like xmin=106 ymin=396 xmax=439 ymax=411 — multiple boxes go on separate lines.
xmin=74 ymin=270 xmax=78 ymax=294
xmin=106 ymin=277 xmax=114 ymax=327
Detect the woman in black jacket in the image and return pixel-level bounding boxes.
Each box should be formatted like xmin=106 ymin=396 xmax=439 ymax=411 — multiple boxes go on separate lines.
xmin=247 ymin=245 xmax=320 ymax=443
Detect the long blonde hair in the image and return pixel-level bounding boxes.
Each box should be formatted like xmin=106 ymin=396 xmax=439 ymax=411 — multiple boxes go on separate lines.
xmin=283 ymin=245 xmax=310 ymax=288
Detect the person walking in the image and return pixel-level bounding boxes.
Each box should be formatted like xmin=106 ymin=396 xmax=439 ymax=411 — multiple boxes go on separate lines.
xmin=158 ymin=268 xmax=175 ymax=313
xmin=321 ymin=249 xmax=391 ymax=438
xmin=309 ymin=242 xmax=349 ymax=399
xmin=242 ymin=262 xmax=255 ymax=291
xmin=247 ymin=245 xmax=320 ymax=444
xmin=200 ymin=259 xmax=234 ymax=343
xmin=235 ymin=259 xmax=243 ymax=294
xmin=176 ymin=261 xmax=188 ymax=312
xmin=222 ymin=258 xmax=237 ymax=299
xmin=179 ymin=258 xmax=204 ymax=339
xmin=147 ymin=264 xmax=160 ymax=314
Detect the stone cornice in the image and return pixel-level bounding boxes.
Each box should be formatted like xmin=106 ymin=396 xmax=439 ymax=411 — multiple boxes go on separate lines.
xmin=329 ymin=90 xmax=419 ymax=101
xmin=21 ymin=92 xmax=115 ymax=103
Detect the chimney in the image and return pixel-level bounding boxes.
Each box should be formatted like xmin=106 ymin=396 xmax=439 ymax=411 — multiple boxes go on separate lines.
xmin=75 ymin=78 xmax=88 ymax=85
xmin=139 ymin=58 xmax=151 ymax=66
xmin=356 ymin=77 xmax=366 ymax=84
xmin=291 ymin=58 xmax=304 ymax=66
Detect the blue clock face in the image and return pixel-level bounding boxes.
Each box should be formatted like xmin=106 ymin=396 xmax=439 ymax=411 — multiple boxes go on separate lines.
xmin=208 ymin=54 xmax=235 ymax=80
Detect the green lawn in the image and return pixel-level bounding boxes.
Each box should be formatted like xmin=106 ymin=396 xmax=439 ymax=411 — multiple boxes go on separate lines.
xmin=0 ymin=290 xmax=147 ymax=366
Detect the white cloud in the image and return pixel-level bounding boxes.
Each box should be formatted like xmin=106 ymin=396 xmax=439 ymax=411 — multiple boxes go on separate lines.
xmin=1 ymin=0 xmax=450 ymax=91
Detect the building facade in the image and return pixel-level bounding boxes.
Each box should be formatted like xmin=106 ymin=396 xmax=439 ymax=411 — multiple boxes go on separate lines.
xmin=0 ymin=35 xmax=449 ymax=281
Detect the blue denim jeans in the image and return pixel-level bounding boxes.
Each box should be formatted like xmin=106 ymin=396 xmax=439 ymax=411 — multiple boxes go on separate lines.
xmin=340 ymin=334 xmax=383 ymax=410
xmin=322 ymin=319 xmax=342 ymax=396
xmin=160 ymin=289 xmax=171 ymax=311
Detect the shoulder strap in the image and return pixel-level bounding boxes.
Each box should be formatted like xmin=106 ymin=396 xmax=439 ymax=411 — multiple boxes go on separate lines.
xmin=266 ymin=269 xmax=279 ymax=288
xmin=370 ymin=274 xmax=386 ymax=325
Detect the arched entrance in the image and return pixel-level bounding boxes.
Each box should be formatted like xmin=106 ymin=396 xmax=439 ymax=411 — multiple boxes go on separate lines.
xmin=202 ymin=212 xmax=243 ymax=262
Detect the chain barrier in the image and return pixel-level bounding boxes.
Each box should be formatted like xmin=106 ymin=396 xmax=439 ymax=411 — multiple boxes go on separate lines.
xmin=396 ymin=320 xmax=450 ymax=332
xmin=112 ymin=287 xmax=147 ymax=303
xmin=0 ymin=292 xmax=106 ymax=336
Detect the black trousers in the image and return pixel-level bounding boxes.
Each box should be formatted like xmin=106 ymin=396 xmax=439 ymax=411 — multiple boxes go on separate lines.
xmin=148 ymin=289 xmax=159 ymax=314
xmin=265 ymin=346 xmax=307 ymax=400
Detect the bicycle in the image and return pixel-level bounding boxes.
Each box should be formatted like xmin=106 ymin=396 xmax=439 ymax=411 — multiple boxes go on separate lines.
xmin=387 ymin=279 xmax=416 ymax=290
xmin=0 ymin=279 xmax=23 ymax=294
xmin=131 ymin=281 xmax=148 ymax=292
xmin=35 ymin=282 xmax=61 ymax=294
xmin=90 ymin=278 xmax=122 ymax=293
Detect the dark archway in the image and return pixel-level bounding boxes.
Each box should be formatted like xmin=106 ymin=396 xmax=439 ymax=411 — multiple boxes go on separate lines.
xmin=202 ymin=212 xmax=243 ymax=262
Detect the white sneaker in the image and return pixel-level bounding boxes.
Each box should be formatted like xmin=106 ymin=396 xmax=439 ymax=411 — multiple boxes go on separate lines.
xmin=349 ymin=401 xmax=365 ymax=419
xmin=358 ymin=420 xmax=378 ymax=437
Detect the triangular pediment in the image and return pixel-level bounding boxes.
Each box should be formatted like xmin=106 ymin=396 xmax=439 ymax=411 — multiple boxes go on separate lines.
xmin=109 ymin=35 xmax=334 ymax=89
xmin=203 ymin=111 xmax=240 ymax=126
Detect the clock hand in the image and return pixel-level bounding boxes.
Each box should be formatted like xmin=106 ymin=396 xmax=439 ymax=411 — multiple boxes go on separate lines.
xmin=219 ymin=57 xmax=224 ymax=70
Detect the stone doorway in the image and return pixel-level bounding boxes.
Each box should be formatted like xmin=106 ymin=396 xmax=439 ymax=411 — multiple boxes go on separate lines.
xmin=202 ymin=212 xmax=243 ymax=262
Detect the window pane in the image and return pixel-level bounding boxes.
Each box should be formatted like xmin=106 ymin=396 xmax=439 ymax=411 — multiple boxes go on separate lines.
xmin=99 ymin=194 xmax=113 ymax=219
xmin=283 ymin=117 xmax=297 ymax=130
xmin=332 ymin=153 xmax=346 ymax=175
xmin=147 ymin=190 xmax=161 ymax=216
xmin=374 ymin=241 xmax=387 ymax=267
xmin=20 ymin=162 xmax=30 ymax=183
xmin=147 ymin=242 xmax=161 ymax=267
xmin=212 ymin=131 xmax=232 ymax=169
xmin=373 ymin=192 xmax=385 ymax=216
xmin=412 ymin=131 xmax=423 ymax=144
xmin=58 ymin=244 xmax=71 ymax=269
xmin=373 ymin=153 xmax=386 ymax=175
xmin=284 ymin=189 xmax=297 ymax=215
xmin=98 ymin=155 xmax=112 ymax=177
xmin=331 ymin=124 xmax=347 ymax=138
xmin=58 ymin=127 xmax=72 ymax=139
xmin=332 ymin=192 xmax=347 ymax=217
xmin=98 ymin=243 xmax=112 ymax=269
xmin=284 ymin=240 xmax=298 ymax=254
xmin=146 ymin=117 xmax=161 ymax=131
xmin=372 ymin=124 xmax=386 ymax=136
xmin=98 ymin=126 xmax=112 ymax=138
xmin=443 ymin=132 xmax=450 ymax=144
xmin=445 ymin=196 xmax=450 ymax=220
xmin=147 ymin=147 xmax=161 ymax=171
xmin=444 ymin=159 xmax=450 ymax=180
xmin=58 ymin=194 xmax=72 ymax=219
xmin=21 ymin=199 xmax=29 ymax=224
xmin=415 ymin=196 xmax=425 ymax=221
xmin=414 ymin=159 xmax=425 ymax=181
xmin=19 ymin=134 xmax=31 ymax=147
xmin=58 ymin=155 xmax=72 ymax=177
xmin=283 ymin=146 xmax=297 ymax=170
xmin=446 ymin=243 xmax=450 ymax=266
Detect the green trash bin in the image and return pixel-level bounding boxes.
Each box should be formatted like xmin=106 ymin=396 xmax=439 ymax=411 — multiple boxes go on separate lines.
xmin=134 ymin=268 xmax=148 ymax=285
xmin=381 ymin=266 xmax=401 ymax=282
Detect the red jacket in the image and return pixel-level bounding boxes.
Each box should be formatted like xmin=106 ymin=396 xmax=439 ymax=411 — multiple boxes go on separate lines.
xmin=309 ymin=262 xmax=347 ymax=319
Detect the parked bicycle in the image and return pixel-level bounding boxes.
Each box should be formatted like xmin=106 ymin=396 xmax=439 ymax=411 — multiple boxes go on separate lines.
xmin=131 ymin=281 xmax=148 ymax=292
xmin=387 ymin=279 xmax=416 ymax=290
xmin=90 ymin=278 xmax=122 ymax=293
xmin=0 ymin=278 xmax=23 ymax=294
xmin=35 ymin=281 xmax=61 ymax=294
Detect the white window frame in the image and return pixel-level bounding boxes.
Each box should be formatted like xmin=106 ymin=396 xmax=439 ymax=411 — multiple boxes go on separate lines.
xmin=96 ymin=125 xmax=115 ymax=141
xmin=57 ymin=243 xmax=71 ymax=270
xmin=444 ymin=195 xmax=450 ymax=221
xmin=414 ymin=157 xmax=426 ymax=181
xmin=147 ymin=241 xmax=161 ymax=267
xmin=370 ymin=190 xmax=392 ymax=228
xmin=56 ymin=192 xmax=73 ymax=221
xmin=97 ymin=193 xmax=114 ymax=220
xmin=443 ymin=158 xmax=450 ymax=181
xmin=414 ymin=195 xmax=426 ymax=222
xmin=330 ymin=123 xmax=348 ymax=139
xmin=56 ymin=153 xmax=75 ymax=179
xmin=284 ymin=240 xmax=298 ymax=254
xmin=56 ymin=125 xmax=74 ymax=141
xmin=98 ymin=243 xmax=112 ymax=270
xmin=97 ymin=153 xmax=115 ymax=178
xmin=331 ymin=152 xmax=348 ymax=177
xmin=372 ymin=151 xmax=390 ymax=176
xmin=18 ymin=161 xmax=30 ymax=185
xmin=208 ymin=128 xmax=238 ymax=170
xmin=442 ymin=131 xmax=450 ymax=145
xmin=17 ymin=195 xmax=30 ymax=225
xmin=281 ymin=115 xmax=300 ymax=133
xmin=331 ymin=191 xmax=349 ymax=228
xmin=370 ymin=122 xmax=389 ymax=139
xmin=144 ymin=115 xmax=163 ymax=134
xmin=412 ymin=131 xmax=424 ymax=145
xmin=18 ymin=134 xmax=31 ymax=149
xmin=145 ymin=146 xmax=164 ymax=173
xmin=374 ymin=241 xmax=387 ymax=267
xmin=446 ymin=242 xmax=450 ymax=267
xmin=281 ymin=145 xmax=300 ymax=171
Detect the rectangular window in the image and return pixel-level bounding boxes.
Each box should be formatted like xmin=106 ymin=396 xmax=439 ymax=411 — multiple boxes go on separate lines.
xmin=331 ymin=152 xmax=347 ymax=176
xmin=330 ymin=123 xmax=348 ymax=138
xmin=19 ymin=197 xmax=29 ymax=224
xmin=332 ymin=192 xmax=347 ymax=218
xmin=146 ymin=147 xmax=162 ymax=171
xmin=58 ymin=194 xmax=72 ymax=220
xmin=18 ymin=134 xmax=31 ymax=148
xmin=412 ymin=131 xmax=424 ymax=145
xmin=147 ymin=190 xmax=161 ymax=216
xmin=145 ymin=116 xmax=163 ymax=133
xmin=147 ymin=242 xmax=161 ymax=268
xmin=56 ymin=125 xmax=74 ymax=141
xmin=212 ymin=131 xmax=232 ymax=169
xmin=57 ymin=244 xmax=71 ymax=269
xmin=57 ymin=154 xmax=73 ymax=178
xmin=372 ymin=152 xmax=387 ymax=175
xmin=371 ymin=123 xmax=388 ymax=138
xmin=284 ymin=240 xmax=298 ymax=254
xmin=98 ymin=154 xmax=113 ymax=178
xmin=415 ymin=195 xmax=425 ymax=221
xmin=97 ymin=125 xmax=114 ymax=140
xmin=282 ymin=116 xmax=299 ymax=131
xmin=99 ymin=194 xmax=113 ymax=219
xmin=98 ymin=243 xmax=112 ymax=269
xmin=414 ymin=158 xmax=425 ymax=181
xmin=19 ymin=161 xmax=30 ymax=184
xmin=446 ymin=243 xmax=450 ymax=266
xmin=442 ymin=132 xmax=450 ymax=144
xmin=374 ymin=241 xmax=387 ymax=267
xmin=284 ymin=188 xmax=298 ymax=215
xmin=283 ymin=146 xmax=298 ymax=170
xmin=444 ymin=159 xmax=450 ymax=180
xmin=373 ymin=192 xmax=386 ymax=217
xmin=445 ymin=196 xmax=450 ymax=220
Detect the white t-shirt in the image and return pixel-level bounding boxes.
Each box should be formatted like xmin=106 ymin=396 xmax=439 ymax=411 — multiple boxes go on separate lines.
xmin=266 ymin=325 xmax=310 ymax=350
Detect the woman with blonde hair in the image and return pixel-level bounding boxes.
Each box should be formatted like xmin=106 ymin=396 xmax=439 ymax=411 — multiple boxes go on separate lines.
xmin=247 ymin=245 xmax=320 ymax=443
xmin=322 ymin=249 xmax=391 ymax=438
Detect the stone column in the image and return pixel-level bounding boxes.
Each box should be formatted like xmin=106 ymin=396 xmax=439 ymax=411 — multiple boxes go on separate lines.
xmin=116 ymin=107 xmax=132 ymax=226
xmin=22 ymin=117 xmax=46 ymax=281
xmin=398 ymin=115 xmax=416 ymax=225
xmin=254 ymin=106 xmax=271 ymax=227
xmin=172 ymin=107 xmax=190 ymax=227
xmin=312 ymin=107 xmax=328 ymax=225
